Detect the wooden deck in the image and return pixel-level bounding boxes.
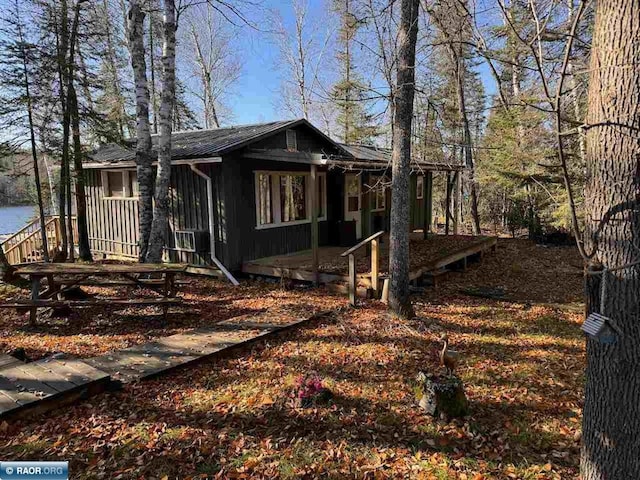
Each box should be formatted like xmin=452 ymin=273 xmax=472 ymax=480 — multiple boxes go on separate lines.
xmin=0 ymin=313 xmax=324 ymax=420
xmin=242 ymin=234 xmax=498 ymax=291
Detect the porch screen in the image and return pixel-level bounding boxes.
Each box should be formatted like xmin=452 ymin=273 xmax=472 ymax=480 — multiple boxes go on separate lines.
xmin=280 ymin=174 xmax=307 ymax=222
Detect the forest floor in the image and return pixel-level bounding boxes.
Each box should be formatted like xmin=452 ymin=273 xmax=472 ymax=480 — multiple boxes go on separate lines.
xmin=0 ymin=238 xmax=585 ymax=479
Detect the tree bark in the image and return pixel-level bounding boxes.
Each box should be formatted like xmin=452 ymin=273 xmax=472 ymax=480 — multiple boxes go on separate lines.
xmin=388 ymin=0 xmax=419 ymax=319
xmin=69 ymin=84 xmax=92 ymax=261
xmin=580 ymin=1 xmax=640 ymax=478
xmin=146 ymin=0 xmax=177 ymax=263
xmin=128 ymin=0 xmax=154 ymax=262
xmin=15 ymin=0 xmax=50 ymax=262
xmin=0 ymin=247 xmax=15 ymax=282
xmin=55 ymin=0 xmax=69 ymax=261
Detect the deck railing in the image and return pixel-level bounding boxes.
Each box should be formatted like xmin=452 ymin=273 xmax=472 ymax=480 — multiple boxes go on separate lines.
xmin=1 ymin=215 xmax=77 ymax=264
xmin=340 ymin=231 xmax=384 ymax=306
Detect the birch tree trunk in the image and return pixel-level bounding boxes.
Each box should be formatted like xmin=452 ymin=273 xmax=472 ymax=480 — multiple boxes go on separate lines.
xmin=388 ymin=0 xmax=419 ymax=319
xmin=128 ymin=0 xmax=154 ymax=262
xmin=581 ymin=1 xmax=640 ymax=478
xmin=146 ymin=0 xmax=176 ymax=263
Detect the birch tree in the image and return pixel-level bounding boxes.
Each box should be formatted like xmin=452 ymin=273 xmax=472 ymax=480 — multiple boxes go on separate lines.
xmin=127 ymin=0 xmax=154 ymax=262
xmin=388 ymin=0 xmax=419 ymax=318
xmin=274 ymin=0 xmax=331 ymax=121
xmin=146 ymin=0 xmax=177 ymax=263
xmin=183 ymin=4 xmax=240 ymax=128
xmin=581 ymin=1 xmax=640 ymax=477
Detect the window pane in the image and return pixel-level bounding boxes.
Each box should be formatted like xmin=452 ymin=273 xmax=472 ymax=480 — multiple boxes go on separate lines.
xmin=130 ymin=171 xmax=139 ymax=197
xmin=107 ymin=171 xmax=124 ymax=197
xmin=417 ymin=175 xmax=424 ymax=199
xmin=280 ymin=174 xmax=306 ymax=222
xmin=257 ymin=173 xmax=273 ymax=225
xmin=346 ymin=175 xmax=359 ymax=212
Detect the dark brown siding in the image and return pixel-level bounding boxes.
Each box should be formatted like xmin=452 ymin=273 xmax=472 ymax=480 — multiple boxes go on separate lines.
xmin=218 ymin=154 xmax=333 ymax=270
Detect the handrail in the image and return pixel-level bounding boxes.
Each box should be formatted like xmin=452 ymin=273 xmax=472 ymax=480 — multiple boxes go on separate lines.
xmin=341 ymin=230 xmax=385 ymax=306
xmin=2 ymin=217 xmax=58 ymax=255
xmin=340 ymin=231 xmax=385 ymax=257
xmin=1 ymin=215 xmax=57 ymax=248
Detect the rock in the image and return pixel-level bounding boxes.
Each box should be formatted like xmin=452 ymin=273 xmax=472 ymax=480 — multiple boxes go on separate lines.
xmin=415 ymin=371 xmax=469 ymax=418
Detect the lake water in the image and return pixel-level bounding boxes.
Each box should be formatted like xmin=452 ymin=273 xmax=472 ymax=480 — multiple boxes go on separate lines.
xmin=0 ymin=205 xmax=38 ymax=236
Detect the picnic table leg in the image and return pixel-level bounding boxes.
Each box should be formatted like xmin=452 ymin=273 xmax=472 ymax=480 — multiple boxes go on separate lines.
xmin=30 ymin=276 xmax=41 ymax=326
xmin=162 ymin=273 xmax=171 ymax=324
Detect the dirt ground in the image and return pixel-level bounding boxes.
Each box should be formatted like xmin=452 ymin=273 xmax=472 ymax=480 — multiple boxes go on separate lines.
xmin=0 ymin=238 xmax=586 ymax=479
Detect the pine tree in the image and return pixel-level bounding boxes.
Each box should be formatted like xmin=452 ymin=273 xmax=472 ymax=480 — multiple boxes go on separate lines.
xmin=331 ymin=0 xmax=377 ymax=144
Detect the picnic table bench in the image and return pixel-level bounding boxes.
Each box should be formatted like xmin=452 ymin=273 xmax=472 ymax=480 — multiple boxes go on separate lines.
xmin=0 ymin=263 xmax=187 ymax=325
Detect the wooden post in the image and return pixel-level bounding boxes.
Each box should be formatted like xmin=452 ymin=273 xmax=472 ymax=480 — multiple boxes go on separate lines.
xmin=30 ymin=276 xmax=41 ymax=325
xmin=371 ymin=237 xmax=379 ymax=298
xmin=445 ymin=172 xmax=451 ymax=236
xmin=348 ymin=253 xmax=356 ymax=306
xmin=423 ymin=171 xmax=433 ymax=240
xmin=381 ymin=278 xmax=389 ymax=304
xmin=310 ymin=165 xmax=319 ymax=286
xmin=453 ymin=171 xmax=459 ymax=235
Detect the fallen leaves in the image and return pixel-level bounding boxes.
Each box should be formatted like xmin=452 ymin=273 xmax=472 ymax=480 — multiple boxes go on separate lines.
xmin=0 ymin=239 xmax=585 ymax=479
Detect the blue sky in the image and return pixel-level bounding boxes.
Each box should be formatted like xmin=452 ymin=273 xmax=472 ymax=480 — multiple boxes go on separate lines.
xmin=223 ymin=0 xmax=498 ymax=126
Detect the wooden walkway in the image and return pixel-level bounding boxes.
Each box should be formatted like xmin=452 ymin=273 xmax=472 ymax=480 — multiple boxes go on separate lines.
xmin=0 ymin=315 xmax=316 ymax=420
xmin=0 ymin=356 xmax=110 ymax=420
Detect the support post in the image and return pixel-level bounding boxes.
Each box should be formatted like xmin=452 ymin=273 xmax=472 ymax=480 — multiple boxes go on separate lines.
xmin=423 ymin=171 xmax=433 ymax=240
xmin=453 ymin=171 xmax=460 ymax=235
xmin=445 ymin=172 xmax=451 ymax=235
xmin=348 ymin=253 xmax=356 ymax=306
xmin=371 ymin=237 xmax=379 ymax=297
xmin=310 ymin=165 xmax=319 ymax=286
xmin=30 ymin=276 xmax=41 ymax=325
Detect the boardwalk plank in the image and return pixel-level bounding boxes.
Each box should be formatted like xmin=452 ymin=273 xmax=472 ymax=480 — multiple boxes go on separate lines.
xmin=0 ymin=365 xmax=58 ymax=396
xmin=0 ymin=376 xmax=41 ymax=407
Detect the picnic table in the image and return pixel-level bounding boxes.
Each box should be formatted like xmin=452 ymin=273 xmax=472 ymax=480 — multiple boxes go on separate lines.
xmin=1 ymin=263 xmax=187 ymax=325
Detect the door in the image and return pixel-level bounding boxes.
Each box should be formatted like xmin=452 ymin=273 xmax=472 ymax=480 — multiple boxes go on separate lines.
xmin=344 ymin=173 xmax=362 ymax=239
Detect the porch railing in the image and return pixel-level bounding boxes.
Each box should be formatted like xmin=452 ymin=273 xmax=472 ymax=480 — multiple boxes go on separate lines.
xmin=340 ymin=230 xmax=384 ymax=306
xmin=1 ymin=215 xmax=77 ymax=265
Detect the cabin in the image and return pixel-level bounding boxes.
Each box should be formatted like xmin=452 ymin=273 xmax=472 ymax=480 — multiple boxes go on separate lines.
xmin=84 ymin=119 xmax=459 ymax=280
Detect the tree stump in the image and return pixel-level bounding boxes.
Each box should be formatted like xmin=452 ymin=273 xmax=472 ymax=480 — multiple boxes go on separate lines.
xmin=414 ymin=371 xmax=468 ymax=418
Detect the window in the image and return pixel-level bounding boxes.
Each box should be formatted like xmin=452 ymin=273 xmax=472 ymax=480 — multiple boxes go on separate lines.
xmin=257 ymin=173 xmax=273 ymax=225
xmin=254 ymin=171 xmax=326 ymax=228
xmin=102 ymin=170 xmax=138 ymax=199
xmin=286 ymin=129 xmax=297 ymax=151
xmin=280 ymin=174 xmax=307 ymax=222
xmin=416 ymin=175 xmax=424 ymax=200
xmin=346 ymin=175 xmax=360 ymax=212
xmin=107 ymin=171 xmax=125 ymax=197
xmin=371 ymin=176 xmax=386 ymax=211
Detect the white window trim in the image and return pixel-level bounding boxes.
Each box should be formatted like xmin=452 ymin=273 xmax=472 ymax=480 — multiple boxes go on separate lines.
xmin=254 ymin=170 xmax=327 ymax=230
xmin=416 ymin=175 xmax=424 ymax=200
xmin=370 ymin=176 xmax=387 ymax=212
xmin=101 ymin=169 xmax=139 ymax=200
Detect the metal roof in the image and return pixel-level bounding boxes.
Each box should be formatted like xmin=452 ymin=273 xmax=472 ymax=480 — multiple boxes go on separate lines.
xmin=87 ymin=120 xmax=463 ymax=172
xmin=89 ymin=120 xmax=300 ymax=166
xmin=335 ymin=143 xmax=463 ymax=171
